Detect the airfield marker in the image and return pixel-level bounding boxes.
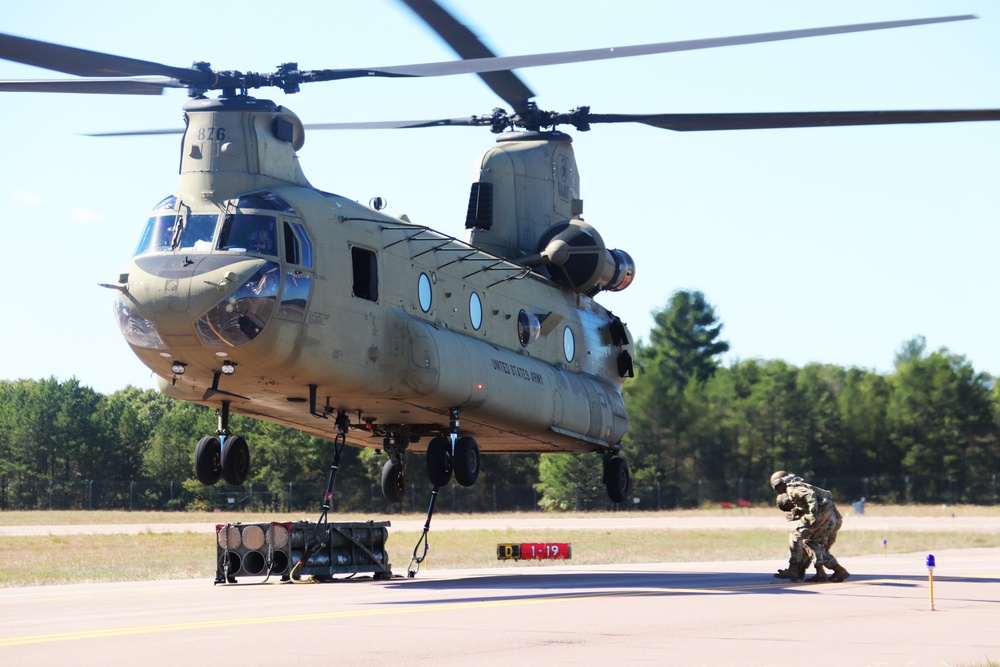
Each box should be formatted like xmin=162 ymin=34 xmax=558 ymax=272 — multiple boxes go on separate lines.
xmin=926 ymin=554 xmax=936 ymax=611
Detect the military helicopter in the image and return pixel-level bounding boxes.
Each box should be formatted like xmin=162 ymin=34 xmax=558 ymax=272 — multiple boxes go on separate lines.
xmin=2 ymin=1 xmax=999 ymax=507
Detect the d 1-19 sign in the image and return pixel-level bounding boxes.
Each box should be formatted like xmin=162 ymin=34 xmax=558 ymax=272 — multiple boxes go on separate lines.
xmin=497 ymin=543 xmax=571 ymax=560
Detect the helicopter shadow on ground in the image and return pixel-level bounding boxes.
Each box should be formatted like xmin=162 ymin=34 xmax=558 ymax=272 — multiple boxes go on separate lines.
xmin=370 ymin=570 xmax=1000 ymax=607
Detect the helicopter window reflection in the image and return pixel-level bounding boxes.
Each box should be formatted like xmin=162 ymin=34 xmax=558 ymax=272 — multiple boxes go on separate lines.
xmin=517 ymin=310 xmax=541 ymax=347
xmin=134 ymin=213 xmax=179 ymax=256
xmin=283 ymin=221 xmax=313 ymax=267
xmin=218 ymin=213 xmax=278 ymax=256
xmin=179 ymin=214 xmax=218 ymax=251
xmin=237 ymin=192 xmax=297 ymax=214
xmin=279 ymin=271 xmax=312 ymax=322
xmin=134 ymin=195 xmax=180 ymax=256
xmin=194 ymin=262 xmax=280 ymax=348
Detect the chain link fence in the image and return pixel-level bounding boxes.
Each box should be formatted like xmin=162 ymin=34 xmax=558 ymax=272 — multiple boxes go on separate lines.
xmin=2 ymin=473 xmax=997 ymax=512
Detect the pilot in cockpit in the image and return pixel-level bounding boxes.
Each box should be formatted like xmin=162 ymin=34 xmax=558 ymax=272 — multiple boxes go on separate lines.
xmin=249 ymin=228 xmax=275 ymax=255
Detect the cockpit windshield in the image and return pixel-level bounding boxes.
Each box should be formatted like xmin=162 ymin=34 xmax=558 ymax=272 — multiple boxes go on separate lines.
xmin=134 ymin=196 xmax=220 ymax=256
xmin=178 ymin=214 xmax=218 ymax=251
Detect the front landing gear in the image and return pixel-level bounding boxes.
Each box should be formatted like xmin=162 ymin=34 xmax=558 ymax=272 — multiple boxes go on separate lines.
xmin=193 ymin=400 xmax=250 ymax=487
xmin=603 ymin=454 xmax=631 ymax=503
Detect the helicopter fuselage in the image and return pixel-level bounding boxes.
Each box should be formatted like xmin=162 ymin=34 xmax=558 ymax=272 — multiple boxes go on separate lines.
xmin=112 ymin=96 xmax=633 ymax=455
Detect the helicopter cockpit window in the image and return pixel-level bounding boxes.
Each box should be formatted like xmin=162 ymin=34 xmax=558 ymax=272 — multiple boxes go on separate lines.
xmin=237 ymin=192 xmax=297 ymax=214
xmin=134 ymin=213 xmax=178 ymax=256
xmin=283 ymin=221 xmax=313 ymax=267
xmin=218 ymin=213 xmax=278 ymax=257
xmin=133 ymin=196 xmax=180 ymax=256
xmin=178 ymin=214 xmax=218 ymax=251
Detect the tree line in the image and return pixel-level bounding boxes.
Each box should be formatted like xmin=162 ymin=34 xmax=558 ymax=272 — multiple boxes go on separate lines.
xmin=1 ymin=289 xmax=998 ymax=511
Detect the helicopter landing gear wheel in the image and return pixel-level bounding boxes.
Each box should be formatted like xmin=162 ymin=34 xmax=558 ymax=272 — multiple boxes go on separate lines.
xmin=221 ymin=435 xmax=250 ymax=486
xmin=194 ymin=436 xmax=222 ymax=486
xmin=453 ymin=436 xmax=480 ymax=487
xmin=426 ymin=435 xmax=453 ymax=487
xmin=381 ymin=459 xmax=407 ymax=503
xmin=603 ymin=455 xmax=630 ymax=503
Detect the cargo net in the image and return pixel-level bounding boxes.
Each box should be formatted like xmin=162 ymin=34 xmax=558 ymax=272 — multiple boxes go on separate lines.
xmin=215 ymin=520 xmax=391 ymax=584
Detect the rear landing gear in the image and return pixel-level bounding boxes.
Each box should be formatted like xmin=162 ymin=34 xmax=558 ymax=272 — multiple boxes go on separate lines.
xmin=453 ymin=436 xmax=480 ymax=487
xmin=425 ymin=436 xmax=452 ymax=487
xmin=603 ymin=454 xmax=631 ymax=503
xmin=380 ymin=433 xmax=408 ymax=503
xmin=422 ymin=408 xmax=479 ymax=490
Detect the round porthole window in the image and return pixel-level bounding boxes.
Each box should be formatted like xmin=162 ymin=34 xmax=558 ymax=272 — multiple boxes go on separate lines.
xmin=417 ymin=273 xmax=432 ymax=312
xmin=517 ymin=310 xmax=541 ymax=347
xmin=563 ymin=326 xmax=575 ymax=362
xmin=470 ymin=292 xmax=483 ymax=330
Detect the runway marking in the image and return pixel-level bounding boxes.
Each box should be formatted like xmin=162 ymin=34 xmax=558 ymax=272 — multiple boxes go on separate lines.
xmin=3 ymin=574 xmax=969 ymax=647
xmin=0 ymin=582 xmax=759 ymax=648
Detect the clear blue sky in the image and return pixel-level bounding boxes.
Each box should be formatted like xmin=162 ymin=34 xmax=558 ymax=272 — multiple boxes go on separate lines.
xmin=2 ymin=0 xmax=998 ymax=395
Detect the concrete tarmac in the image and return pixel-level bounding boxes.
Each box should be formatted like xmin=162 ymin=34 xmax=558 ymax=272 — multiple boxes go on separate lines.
xmin=1 ymin=547 xmax=998 ymax=666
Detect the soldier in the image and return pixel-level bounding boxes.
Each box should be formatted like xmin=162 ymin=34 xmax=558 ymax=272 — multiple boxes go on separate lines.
xmin=770 ymin=470 xmax=849 ymax=582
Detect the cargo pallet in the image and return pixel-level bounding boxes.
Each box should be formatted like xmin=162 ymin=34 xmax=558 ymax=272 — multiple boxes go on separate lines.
xmin=215 ymin=520 xmax=392 ymax=583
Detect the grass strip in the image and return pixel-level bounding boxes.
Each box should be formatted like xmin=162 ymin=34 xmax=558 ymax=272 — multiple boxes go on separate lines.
xmin=3 ymin=528 xmax=999 ymax=588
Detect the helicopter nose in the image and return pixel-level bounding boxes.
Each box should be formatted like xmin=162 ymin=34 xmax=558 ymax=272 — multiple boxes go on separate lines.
xmin=114 ymin=255 xmax=278 ymax=350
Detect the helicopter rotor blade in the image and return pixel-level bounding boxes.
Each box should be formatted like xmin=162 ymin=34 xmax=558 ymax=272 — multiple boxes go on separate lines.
xmin=84 ymin=117 xmax=486 ymax=137
xmin=85 ymin=108 xmax=1000 ymax=138
xmin=0 ymin=32 xmax=211 ymax=84
xmin=583 ymin=109 xmax=1000 ymax=131
xmin=0 ymin=15 xmax=980 ymax=98
xmin=0 ymin=76 xmax=180 ymax=95
xmin=314 ymin=15 xmax=977 ymax=83
xmin=398 ymin=0 xmax=535 ymax=111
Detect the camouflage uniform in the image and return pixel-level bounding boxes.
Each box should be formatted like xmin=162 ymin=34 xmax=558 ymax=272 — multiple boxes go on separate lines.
xmin=772 ymin=474 xmax=848 ymax=582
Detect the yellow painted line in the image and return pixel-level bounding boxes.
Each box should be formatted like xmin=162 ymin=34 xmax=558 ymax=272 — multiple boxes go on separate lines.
xmin=0 ymin=595 xmax=562 ymax=647
xmin=0 ymin=586 xmax=717 ymax=647
xmin=4 ymin=574 xmax=991 ymax=647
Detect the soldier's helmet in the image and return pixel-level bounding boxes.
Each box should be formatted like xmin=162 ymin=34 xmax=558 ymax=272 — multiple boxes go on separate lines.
xmin=770 ymin=470 xmax=789 ymax=488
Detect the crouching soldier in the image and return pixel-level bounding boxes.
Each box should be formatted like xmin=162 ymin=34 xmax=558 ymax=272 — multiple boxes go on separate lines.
xmin=770 ymin=470 xmax=849 ymax=583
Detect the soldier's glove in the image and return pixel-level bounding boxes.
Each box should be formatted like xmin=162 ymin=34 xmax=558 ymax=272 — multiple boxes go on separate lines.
xmin=777 ymin=498 xmax=795 ymax=512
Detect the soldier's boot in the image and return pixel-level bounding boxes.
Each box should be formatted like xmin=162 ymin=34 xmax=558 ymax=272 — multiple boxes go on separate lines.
xmin=805 ymin=564 xmax=829 ymax=582
xmin=773 ymin=564 xmax=805 ymax=582
xmin=829 ymin=563 xmax=851 ymax=582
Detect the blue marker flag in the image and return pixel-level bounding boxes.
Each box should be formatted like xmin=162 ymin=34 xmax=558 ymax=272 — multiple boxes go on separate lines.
xmin=926 ymin=554 xmax=936 ymax=568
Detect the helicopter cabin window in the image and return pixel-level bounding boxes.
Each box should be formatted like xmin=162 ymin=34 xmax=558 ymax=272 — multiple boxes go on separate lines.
xmin=178 ymin=214 xmax=218 ymax=251
xmin=469 ymin=291 xmax=483 ymax=330
xmin=563 ymin=326 xmax=576 ymax=362
xmin=417 ymin=273 xmax=432 ymax=312
xmin=133 ymin=195 xmax=179 ymax=256
xmin=283 ymin=221 xmax=314 ymax=267
xmin=351 ymin=247 xmax=378 ymax=302
xmin=218 ymin=213 xmax=278 ymax=257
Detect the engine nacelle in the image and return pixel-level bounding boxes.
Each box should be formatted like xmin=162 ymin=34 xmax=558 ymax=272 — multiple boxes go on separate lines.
xmin=528 ymin=219 xmax=635 ymax=295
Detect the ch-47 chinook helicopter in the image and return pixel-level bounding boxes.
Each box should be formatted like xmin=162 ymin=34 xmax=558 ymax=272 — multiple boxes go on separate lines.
xmin=2 ymin=1 xmax=999 ymax=507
